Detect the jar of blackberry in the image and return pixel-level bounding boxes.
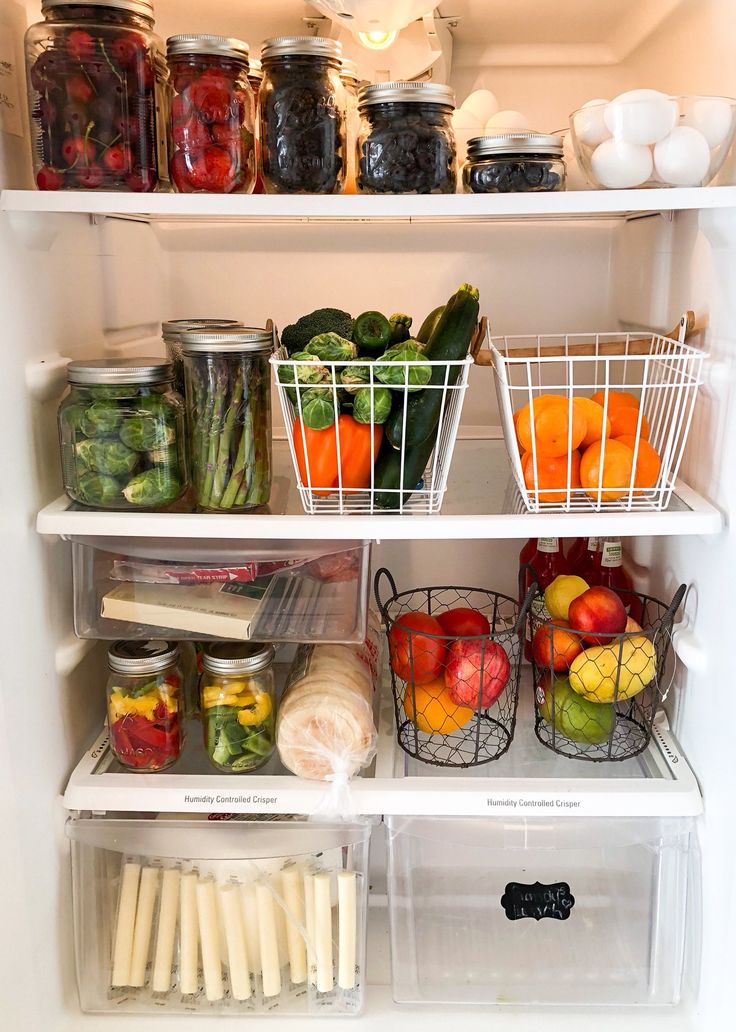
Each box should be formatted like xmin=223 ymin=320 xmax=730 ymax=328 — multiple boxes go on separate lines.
xmin=24 ymin=0 xmax=166 ymax=191
xmin=357 ymin=81 xmax=456 ymax=195
xmin=166 ymin=35 xmax=256 ymax=194
xmin=260 ymin=36 xmax=346 ymax=194
xmin=463 ymin=133 xmax=566 ymax=193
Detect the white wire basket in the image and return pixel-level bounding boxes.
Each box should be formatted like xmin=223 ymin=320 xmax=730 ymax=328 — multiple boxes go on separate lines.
xmin=271 ymin=346 xmax=474 ymax=514
xmin=490 ymin=313 xmax=706 ymax=512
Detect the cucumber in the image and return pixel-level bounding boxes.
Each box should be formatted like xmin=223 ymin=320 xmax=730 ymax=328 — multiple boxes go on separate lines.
xmin=373 ymin=430 xmax=439 ymax=509
xmin=416 ymin=305 xmax=445 ymax=344
xmin=353 ymin=310 xmax=392 ymax=357
xmin=385 ymin=284 xmax=479 ymax=451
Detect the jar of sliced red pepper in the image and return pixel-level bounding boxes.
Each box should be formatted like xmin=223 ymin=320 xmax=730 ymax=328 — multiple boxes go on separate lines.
xmin=107 ymin=640 xmax=183 ymax=771
xmin=24 ymin=0 xmax=166 ymax=191
xmin=166 ymin=34 xmax=256 ymax=194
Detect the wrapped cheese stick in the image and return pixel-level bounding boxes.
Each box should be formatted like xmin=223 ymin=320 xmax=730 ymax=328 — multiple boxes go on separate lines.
xmin=281 ymin=866 xmax=307 ymax=985
xmin=196 ymin=877 xmax=224 ymax=1001
xmin=219 ymin=882 xmax=251 ymax=1001
xmin=179 ymin=872 xmax=199 ymax=995
xmin=111 ymin=861 xmax=141 ymax=988
xmin=256 ymin=882 xmax=282 ymax=998
xmin=239 ymin=882 xmax=261 ymax=982
xmin=313 ymin=872 xmax=334 ymax=993
xmin=303 ymin=871 xmax=316 ymax=987
xmin=152 ymin=868 xmax=180 ymax=993
xmin=337 ymin=871 xmax=357 ymax=990
xmin=129 ymin=866 xmax=159 ymax=987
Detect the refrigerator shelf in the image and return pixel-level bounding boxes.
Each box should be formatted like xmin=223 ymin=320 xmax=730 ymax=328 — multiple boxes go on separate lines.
xmin=37 ymin=440 xmax=722 ymax=542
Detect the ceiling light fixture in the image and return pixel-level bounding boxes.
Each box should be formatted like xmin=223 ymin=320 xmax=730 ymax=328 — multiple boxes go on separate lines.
xmin=357 ymin=29 xmax=398 ymax=50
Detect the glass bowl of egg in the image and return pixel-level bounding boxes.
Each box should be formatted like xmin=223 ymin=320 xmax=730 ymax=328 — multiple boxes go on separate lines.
xmin=570 ymin=92 xmax=736 ymax=189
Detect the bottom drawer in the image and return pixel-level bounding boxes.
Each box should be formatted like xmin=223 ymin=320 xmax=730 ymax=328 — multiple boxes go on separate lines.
xmin=68 ymin=816 xmax=371 ymax=1016
xmin=386 ymin=815 xmax=697 ymax=1007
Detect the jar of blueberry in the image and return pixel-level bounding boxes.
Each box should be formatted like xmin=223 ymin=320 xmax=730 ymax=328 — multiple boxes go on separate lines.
xmin=24 ymin=0 xmax=167 ymax=191
xmin=259 ymin=36 xmax=346 ymax=194
xmin=463 ymin=132 xmax=566 ymax=193
xmin=357 ymin=81 xmax=456 ymax=195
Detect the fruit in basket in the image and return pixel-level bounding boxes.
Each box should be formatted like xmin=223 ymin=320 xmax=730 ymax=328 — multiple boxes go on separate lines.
xmin=532 ymin=620 xmax=584 ymax=672
xmin=614 ymin=435 xmax=662 ymax=489
xmin=544 ymin=575 xmax=590 ymax=621
xmin=575 ymin=397 xmax=611 ymax=449
xmin=390 ymin=613 xmax=446 ymax=684
xmin=522 ymin=450 xmax=582 ymax=503
xmin=437 ymin=607 xmax=491 ymax=637
xmin=404 ymin=676 xmax=474 ymax=735
xmin=534 ymin=401 xmax=587 ymax=456
xmin=626 ymin=616 xmax=643 ymax=632
xmin=515 ymin=395 xmax=566 ymax=452
xmin=580 ymin=438 xmax=635 ymax=501
xmin=569 ymin=635 xmax=656 ymax=702
xmin=568 ymin=586 xmax=627 ymax=644
xmin=537 ymin=674 xmax=615 ymax=745
xmin=445 ymin=639 xmax=510 ymax=708
xmin=590 ymin=389 xmax=639 ymax=412
xmin=610 ymin=408 xmax=650 ymax=439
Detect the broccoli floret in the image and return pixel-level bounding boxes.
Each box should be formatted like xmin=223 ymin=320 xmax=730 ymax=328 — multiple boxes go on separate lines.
xmin=281 ymin=308 xmax=354 ymax=355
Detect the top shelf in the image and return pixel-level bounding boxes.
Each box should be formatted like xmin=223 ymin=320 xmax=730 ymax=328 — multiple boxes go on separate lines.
xmin=4 ymin=186 xmax=736 ymax=222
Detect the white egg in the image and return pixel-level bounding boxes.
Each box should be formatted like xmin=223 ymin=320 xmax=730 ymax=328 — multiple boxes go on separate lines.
xmin=590 ymin=139 xmax=653 ymax=189
xmin=604 ymin=89 xmax=678 ymax=146
xmin=461 ymin=89 xmax=499 ymax=124
xmin=681 ymin=97 xmax=733 ymax=148
xmin=452 ymin=108 xmax=484 ymax=131
xmin=654 ymin=126 xmax=711 ymax=186
xmin=574 ymin=99 xmax=611 ymax=147
xmin=485 ymin=109 xmax=529 ymax=133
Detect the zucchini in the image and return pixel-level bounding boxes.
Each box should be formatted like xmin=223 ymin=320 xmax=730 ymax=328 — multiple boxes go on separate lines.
xmin=416 ymin=305 xmax=444 ymax=344
xmin=373 ymin=430 xmax=439 ymax=509
xmin=353 ymin=311 xmax=392 ymax=357
xmin=385 ymin=284 xmax=479 ymax=451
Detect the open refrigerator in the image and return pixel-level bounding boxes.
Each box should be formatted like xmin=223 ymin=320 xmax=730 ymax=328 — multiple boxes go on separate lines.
xmin=2 ymin=0 xmax=736 ymax=1029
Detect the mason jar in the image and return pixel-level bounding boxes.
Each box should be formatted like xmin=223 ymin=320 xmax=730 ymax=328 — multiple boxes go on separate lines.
xmin=341 ymin=57 xmax=360 ymax=194
xmin=248 ymin=57 xmax=265 ymax=194
xmin=201 ymin=642 xmax=276 ymax=773
xmin=357 ymin=81 xmax=456 ymax=194
xmin=181 ymin=327 xmax=273 ymax=512
xmin=107 ymin=640 xmax=183 ymax=771
xmin=260 ymin=36 xmax=346 ymax=194
xmin=166 ymin=34 xmax=256 ymax=194
xmin=162 ymin=317 xmax=241 ymax=393
xmin=58 ymin=358 xmax=188 ymax=510
xmin=25 ymin=0 xmax=166 ymax=191
xmin=463 ymin=132 xmax=566 ymax=193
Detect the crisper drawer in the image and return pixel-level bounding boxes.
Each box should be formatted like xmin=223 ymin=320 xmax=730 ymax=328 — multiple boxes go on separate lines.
xmin=71 ymin=537 xmax=371 ymax=643
xmin=386 ymin=815 xmax=697 ymax=1007
xmin=68 ymin=816 xmax=371 ymax=1016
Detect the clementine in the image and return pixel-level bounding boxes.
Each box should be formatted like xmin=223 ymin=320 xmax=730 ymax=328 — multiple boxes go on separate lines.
xmin=403 ymin=677 xmax=474 ymax=735
xmin=523 ymin=450 xmax=582 ymax=503
xmin=590 ymin=389 xmax=640 ymax=413
xmin=614 ymin=435 xmax=661 ymax=489
xmin=574 ymin=397 xmax=611 ymax=449
xmin=580 ymin=439 xmax=635 ymax=501
xmin=609 ymin=408 xmax=650 ymax=439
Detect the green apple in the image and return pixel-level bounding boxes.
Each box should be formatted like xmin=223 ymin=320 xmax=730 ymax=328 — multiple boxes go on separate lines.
xmin=536 ymin=674 xmax=615 ymax=745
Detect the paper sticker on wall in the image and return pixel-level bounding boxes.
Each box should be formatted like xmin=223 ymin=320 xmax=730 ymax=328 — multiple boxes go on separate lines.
xmin=0 ymin=29 xmax=23 ymax=137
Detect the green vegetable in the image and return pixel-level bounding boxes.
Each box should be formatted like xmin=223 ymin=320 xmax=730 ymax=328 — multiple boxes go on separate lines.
xmin=138 ymin=394 xmax=176 ymax=423
xmin=416 ymin=305 xmax=445 ymax=344
xmin=353 ymin=311 xmax=392 ymax=357
xmin=87 ymin=384 xmax=139 ymax=399
xmin=385 ymin=283 xmax=480 ymax=451
xmin=281 ymin=308 xmax=354 ymax=355
xmin=119 ymin=415 xmax=176 ymax=452
xmin=75 ymin=438 xmax=138 ymax=477
xmin=373 ymin=429 xmax=438 ymax=509
xmin=122 ymin=466 xmax=181 ymax=506
xmin=65 ymin=403 xmax=88 ymax=433
xmin=353 ymin=386 xmax=392 ymax=424
xmin=77 ymin=472 xmax=121 ymax=506
xmin=80 ymin=400 xmax=124 ymax=437
xmin=374 ymin=342 xmax=431 ymax=390
xmin=340 ymin=362 xmax=373 ymax=394
xmin=148 ymin=446 xmax=178 ymax=465
xmin=389 ymin=313 xmax=413 ymax=346
xmin=298 ymin=387 xmax=336 ymax=430
xmin=304 ymin=333 xmax=357 ymax=363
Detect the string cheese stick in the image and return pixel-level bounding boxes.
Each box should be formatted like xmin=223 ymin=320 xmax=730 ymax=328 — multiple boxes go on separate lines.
xmin=239 ymin=882 xmax=260 ymax=982
xmin=256 ymin=883 xmax=282 ymax=998
xmin=111 ymin=862 xmax=141 ymax=987
xmin=271 ymin=872 xmax=289 ymax=967
xmin=313 ymin=872 xmax=334 ymax=993
xmin=196 ymin=877 xmax=224 ymax=1002
xmin=129 ymin=866 xmax=160 ymax=987
xmin=337 ymin=871 xmax=357 ymax=990
xmin=152 ymin=868 xmax=180 ymax=993
xmin=179 ymin=872 xmax=199 ymax=995
xmin=219 ymin=883 xmax=251 ymax=1001
xmin=281 ymin=867 xmax=307 ymax=985
xmin=303 ymin=871 xmax=316 ymax=987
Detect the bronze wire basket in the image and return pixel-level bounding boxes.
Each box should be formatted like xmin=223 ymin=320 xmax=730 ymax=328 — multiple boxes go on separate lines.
xmin=375 ymin=567 xmax=534 ymax=768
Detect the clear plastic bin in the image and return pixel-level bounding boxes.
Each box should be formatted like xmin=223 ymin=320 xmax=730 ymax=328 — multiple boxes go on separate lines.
xmin=71 ymin=537 xmax=371 ymax=643
xmin=387 ymin=815 xmax=698 ymax=1006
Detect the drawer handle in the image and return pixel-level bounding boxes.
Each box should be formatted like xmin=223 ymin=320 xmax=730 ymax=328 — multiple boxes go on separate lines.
xmin=501 ymin=881 xmax=575 ymax=922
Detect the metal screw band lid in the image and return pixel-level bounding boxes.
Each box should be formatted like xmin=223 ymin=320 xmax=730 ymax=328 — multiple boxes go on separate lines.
xmin=467 ymin=132 xmax=564 ymax=158
xmin=202 ymin=642 xmax=275 ymax=675
xmin=358 ymin=81 xmax=455 ymax=110
xmin=42 ymin=0 xmax=154 ymax=18
xmin=67 ymin=358 xmax=173 ymax=386
xmin=108 ymin=640 xmax=180 ymax=674
xmin=166 ymin=34 xmax=250 ymax=64
xmin=261 ymin=35 xmax=342 ymax=62
xmin=248 ymin=57 xmax=263 ymax=83
xmin=162 ymin=319 xmax=241 ymax=342
xmin=179 ymin=326 xmax=273 ymax=355
xmin=341 ymin=57 xmax=359 ymax=84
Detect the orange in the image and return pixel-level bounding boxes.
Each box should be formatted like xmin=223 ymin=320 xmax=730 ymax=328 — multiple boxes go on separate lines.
xmin=515 ymin=395 xmax=568 ymax=452
xmin=609 ymin=407 xmax=650 ymax=439
xmin=404 ymin=676 xmax=474 ymax=735
xmin=574 ymin=397 xmax=611 ymax=449
xmin=614 ymin=435 xmax=661 ymax=489
xmin=534 ymin=401 xmax=587 ymax=457
xmin=580 ymin=439 xmax=635 ymax=501
xmin=590 ymin=389 xmax=640 ymax=413
xmin=523 ymin=450 xmax=582 ymax=504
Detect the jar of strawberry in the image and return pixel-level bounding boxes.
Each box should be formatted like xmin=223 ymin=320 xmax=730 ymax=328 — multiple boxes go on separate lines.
xmin=24 ymin=0 xmax=166 ymax=191
xmin=166 ymin=35 xmax=256 ymax=194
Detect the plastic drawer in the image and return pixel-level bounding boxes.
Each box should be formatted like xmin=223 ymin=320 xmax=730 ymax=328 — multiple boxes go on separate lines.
xmin=386 ymin=815 xmax=698 ymax=1007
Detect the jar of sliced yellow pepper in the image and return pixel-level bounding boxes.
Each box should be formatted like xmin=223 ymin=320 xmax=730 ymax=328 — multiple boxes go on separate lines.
xmin=201 ymin=642 xmax=276 ymax=772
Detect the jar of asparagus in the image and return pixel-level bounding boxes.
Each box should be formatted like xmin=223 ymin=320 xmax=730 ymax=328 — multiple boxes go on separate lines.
xmin=180 ymin=326 xmax=273 ymax=511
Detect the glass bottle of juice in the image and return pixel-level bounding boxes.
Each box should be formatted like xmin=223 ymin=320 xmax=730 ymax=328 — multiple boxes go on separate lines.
xmin=576 ymin=537 xmax=601 ymax=582
xmin=518 ymin=538 xmax=537 ymax=603
xmin=566 ymin=537 xmax=586 ymax=570
xmin=595 ymin=538 xmax=642 ymax=622
xmin=524 ymin=537 xmax=569 ymax=659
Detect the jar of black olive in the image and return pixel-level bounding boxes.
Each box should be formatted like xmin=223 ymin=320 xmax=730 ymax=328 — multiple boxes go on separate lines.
xmin=357 ymin=81 xmax=456 ymax=195
xmin=259 ymin=36 xmax=346 ymax=194
xmin=463 ymin=132 xmax=566 ymax=193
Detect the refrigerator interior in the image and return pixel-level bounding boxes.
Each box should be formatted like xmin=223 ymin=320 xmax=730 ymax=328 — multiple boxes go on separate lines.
xmin=2 ymin=0 xmax=736 ymax=1029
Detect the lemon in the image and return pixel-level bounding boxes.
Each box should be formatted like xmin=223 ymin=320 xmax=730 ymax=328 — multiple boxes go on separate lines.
xmin=544 ymin=575 xmax=590 ymax=621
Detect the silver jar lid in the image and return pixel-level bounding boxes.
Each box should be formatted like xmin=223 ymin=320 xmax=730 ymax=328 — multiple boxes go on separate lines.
xmin=42 ymin=0 xmax=154 ymax=17
xmin=167 ymin=35 xmax=250 ymax=64
xmin=248 ymin=57 xmax=263 ymax=82
xmin=467 ymin=132 xmax=564 ymax=158
xmin=202 ymin=642 xmax=275 ymax=675
xmin=358 ymin=81 xmax=455 ymax=110
xmin=67 ymin=358 xmax=173 ymax=386
xmin=162 ymin=318 xmax=241 ymax=342
xmin=341 ymin=58 xmax=359 ymax=85
xmin=261 ymin=36 xmax=342 ymax=63
xmin=108 ymin=640 xmax=180 ymax=675
xmin=179 ymin=327 xmax=273 ymax=355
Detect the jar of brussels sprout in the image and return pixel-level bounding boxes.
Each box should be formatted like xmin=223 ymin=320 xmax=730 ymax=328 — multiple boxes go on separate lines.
xmin=201 ymin=642 xmax=276 ymax=773
xmin=58 ymin=358 xmax=187 ymax=510
xmin=180 ymin=327 xmax=273 ymax=512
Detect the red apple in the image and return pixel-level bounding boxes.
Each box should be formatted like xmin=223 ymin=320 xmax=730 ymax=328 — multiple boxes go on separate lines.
xmin=445 ymin=639 xmax=510 ymax=708
xmin=389 ymin=613 xmax=446 ymax=685
xmin=532 ymin=620 xmax=584 ymax=673
xmin=568 ymin=586 xmax=627 ymax=645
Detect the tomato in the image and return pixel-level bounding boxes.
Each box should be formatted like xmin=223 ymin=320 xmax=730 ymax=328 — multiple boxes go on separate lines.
xmin=437 ymin=607 xmax=491 ymax=638
xmin=389 ymin=612 xmax=446 ymax=684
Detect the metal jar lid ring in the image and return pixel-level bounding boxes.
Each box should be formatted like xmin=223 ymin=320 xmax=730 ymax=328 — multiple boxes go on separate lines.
xmin=67 ymin=358 xmax=173 ymax=386
xmin=108 ymin=640 xmax=180 ymax=674
xmin=203 ymin=642 xmax=275 ymax=675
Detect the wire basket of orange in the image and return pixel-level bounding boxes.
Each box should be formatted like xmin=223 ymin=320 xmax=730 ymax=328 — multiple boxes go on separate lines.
xmin=488 ymin=312 xmax=705 ymax=512
xmin=375 ymin=568 xmax=534 ymax=767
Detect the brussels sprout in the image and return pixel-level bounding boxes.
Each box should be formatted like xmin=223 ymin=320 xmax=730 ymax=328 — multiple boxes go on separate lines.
xmin=119 ymin=415 xmax=176 ymax=452
xmin=340 ymin=363 xmax=373 ymax=394
xmin=75 ymin=438 xmax=138 ymax=477
xmin=353 ymin=386 xmax=392 ymax=424
xmin=88 ymin=385 xmax=139 ymax=399
xmin=304 ymin=333 xmax=357 ymax=363
xmin=281 ymin=351 xmax=331 ymax=404
xmin=122 ymin=467 xmax=182 ymax=507
xmin=64 ymin=402 xmax=88 ymax=433
xmin=77 ymin=472 xmax=121 ymax=506
xmin=299 ymin=387 xmax=336 ymax=430
xmin=138 ymin=394 xmax=177 ymax=423
xmin=80 ymin=400 xmax=124 ymax=437
xmin=374 ymin=343 xmax=431 ymax=391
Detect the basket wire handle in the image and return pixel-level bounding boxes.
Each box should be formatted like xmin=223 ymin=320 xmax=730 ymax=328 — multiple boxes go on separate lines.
xmin=514 ymin=584 xmax=537 ymax=637
xmin=374 ymin=567 xmax=398 ymax=624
